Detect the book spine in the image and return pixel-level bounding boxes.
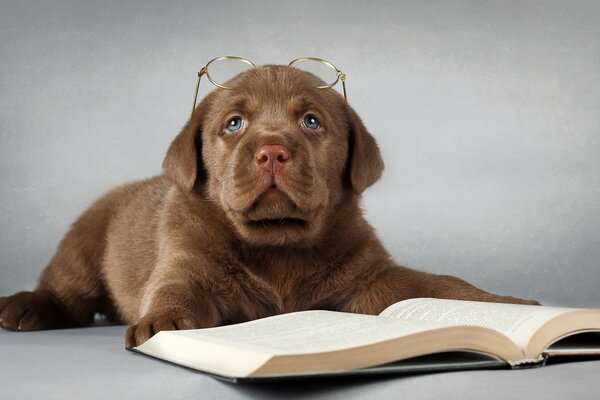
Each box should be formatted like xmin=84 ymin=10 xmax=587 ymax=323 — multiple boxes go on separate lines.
xmin=508 ymin=355 xmax=545 ymax=368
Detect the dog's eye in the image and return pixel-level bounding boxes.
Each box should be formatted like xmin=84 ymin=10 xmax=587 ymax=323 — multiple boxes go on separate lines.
xmin=303 ymin=114 xmax=320 ymax=130
xmin=226 ymin=117 xmax=244 ymax=133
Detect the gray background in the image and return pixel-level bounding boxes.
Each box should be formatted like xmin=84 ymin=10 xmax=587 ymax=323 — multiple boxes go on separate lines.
xmin=1 ymin=0 xmax=599 ymax=307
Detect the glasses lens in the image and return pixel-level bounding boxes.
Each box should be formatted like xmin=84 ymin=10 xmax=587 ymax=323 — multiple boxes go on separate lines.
xmin=206 ymin=57 xmax=254 ymax=88
xmin=289 ymin=58 xmax=339 ymax=87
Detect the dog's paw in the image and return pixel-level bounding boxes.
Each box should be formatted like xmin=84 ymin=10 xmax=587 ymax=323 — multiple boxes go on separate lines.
xmin=489 ymin=295 xmax=541 ymax=306
xmin=502 ymin=296 xmax=541 ymax=306
xmin=516 ymin=298 xmax=541 ymax=306
xmin=125 ymin=309 xmax=201 ymax=348
xmin=0 ymin=290 xmax=66 ymax=331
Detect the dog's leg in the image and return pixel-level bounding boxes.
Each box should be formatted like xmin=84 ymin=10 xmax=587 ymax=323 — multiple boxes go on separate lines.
xmin=409 ymin=270 xmax=540 ymax=305
xmin=0 ymin=257 xmax=112 ymax=331
xmin=340 ymin=263 xmax=539 ymax=315
xmin=125 ymin=256 xmax=222 ymax=348
xmin=125 ymin=289 xmax=218 ymax=348
xmin=0 ymin=215 xmax=114 ymax=331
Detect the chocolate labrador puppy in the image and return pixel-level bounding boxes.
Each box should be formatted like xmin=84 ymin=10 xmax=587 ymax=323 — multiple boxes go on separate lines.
xmin=0 ymin=65 xmax=538 ymax=347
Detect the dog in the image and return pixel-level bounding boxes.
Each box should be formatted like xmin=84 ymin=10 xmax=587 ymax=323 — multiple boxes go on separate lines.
xmin=0 ymin=64 xmax=538 ymax=348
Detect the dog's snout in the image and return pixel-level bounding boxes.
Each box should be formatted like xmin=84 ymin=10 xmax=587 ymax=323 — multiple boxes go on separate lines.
xmin=255 ymin=145 xmax=290 ymax=173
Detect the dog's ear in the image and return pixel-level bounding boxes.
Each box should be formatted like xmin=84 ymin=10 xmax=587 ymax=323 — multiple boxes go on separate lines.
xmin=162 ymin=96 xmax=213 ymax=192
xmin=345 ymin=103 xmax=385 ymax=194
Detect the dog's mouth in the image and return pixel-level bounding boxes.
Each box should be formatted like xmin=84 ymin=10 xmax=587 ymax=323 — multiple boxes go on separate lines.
xmin=245 ymin=217 xmax=309 ymax=229
xmin=221 ymin=173 xmax=328 ymax=245
xmin=256 ymin=185 xmax=289 ymax=204
xmin=242 ymin=185 xmax=312 ymax=230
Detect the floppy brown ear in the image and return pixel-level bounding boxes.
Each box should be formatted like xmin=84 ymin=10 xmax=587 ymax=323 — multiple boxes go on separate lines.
xmin=345 ymin=103 xmax=385 ymax=194
xmin=162 ymin=97 xmax=212 ymax=191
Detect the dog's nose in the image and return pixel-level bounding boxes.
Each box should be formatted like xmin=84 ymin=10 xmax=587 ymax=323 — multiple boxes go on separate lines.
xmin=255 ymin=145 xmax=290 ymax=173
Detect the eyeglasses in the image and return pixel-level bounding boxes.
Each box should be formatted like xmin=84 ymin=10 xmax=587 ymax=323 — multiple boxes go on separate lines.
xmin=191 ymin=56 xmax=347 ymax=116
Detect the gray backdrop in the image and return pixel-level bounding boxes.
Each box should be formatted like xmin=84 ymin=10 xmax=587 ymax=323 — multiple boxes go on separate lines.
xmin=1 ymin=0 xmax=599 ymax=307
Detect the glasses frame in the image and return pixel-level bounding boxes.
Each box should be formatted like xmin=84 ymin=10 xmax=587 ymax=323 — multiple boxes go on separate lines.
xmin=191 ymin=56 xmax=347 ymax=116
xmin=288 ymin=57 xmax=347 ymax=98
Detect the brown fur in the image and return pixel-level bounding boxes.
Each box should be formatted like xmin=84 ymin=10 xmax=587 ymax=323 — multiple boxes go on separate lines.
xmin=0 ymin=65 xmax=538 ymax=347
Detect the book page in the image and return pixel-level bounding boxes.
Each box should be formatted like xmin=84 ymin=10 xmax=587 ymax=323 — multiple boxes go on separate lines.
xmin=380 ymin=298 xmax=576 ymax=350
xmin=173 ymin=310 xmax=450 ymax=356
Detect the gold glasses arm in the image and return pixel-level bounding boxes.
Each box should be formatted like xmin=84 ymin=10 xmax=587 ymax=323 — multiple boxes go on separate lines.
xmin=191 ymin=67 xmax=207 ymax=117
xmin=338 ymin=70 xmax=347 ymax=100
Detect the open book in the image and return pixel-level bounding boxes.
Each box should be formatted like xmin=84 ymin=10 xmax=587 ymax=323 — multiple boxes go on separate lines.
xmin=130 ymin=298 xmax=600 ymax=382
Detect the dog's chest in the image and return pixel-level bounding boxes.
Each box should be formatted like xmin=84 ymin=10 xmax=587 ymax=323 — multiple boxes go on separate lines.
xmin=240 ymin=257 xmax=331 ymax=315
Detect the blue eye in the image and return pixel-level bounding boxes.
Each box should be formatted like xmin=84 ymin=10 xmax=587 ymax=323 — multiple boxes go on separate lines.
xmin=226 ymin=117 xmax=244 ymax=132
xmin=303 ymin=114 xmax=320 ymax=130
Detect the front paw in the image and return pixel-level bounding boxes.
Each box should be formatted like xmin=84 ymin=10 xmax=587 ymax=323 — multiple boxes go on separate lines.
xmin=125 ymin=309 xmax=201 ymax=348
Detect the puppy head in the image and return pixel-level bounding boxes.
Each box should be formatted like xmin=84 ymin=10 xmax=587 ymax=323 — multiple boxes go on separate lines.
xmin=163 ymin=65 xmax=383 ymax=246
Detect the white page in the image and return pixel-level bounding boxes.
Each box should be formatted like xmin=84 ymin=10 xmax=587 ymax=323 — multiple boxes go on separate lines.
xmin=174 ymin=310 xmax=450 ymax=356
xmin=380 ymin=298 xmax=576 ymax=349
